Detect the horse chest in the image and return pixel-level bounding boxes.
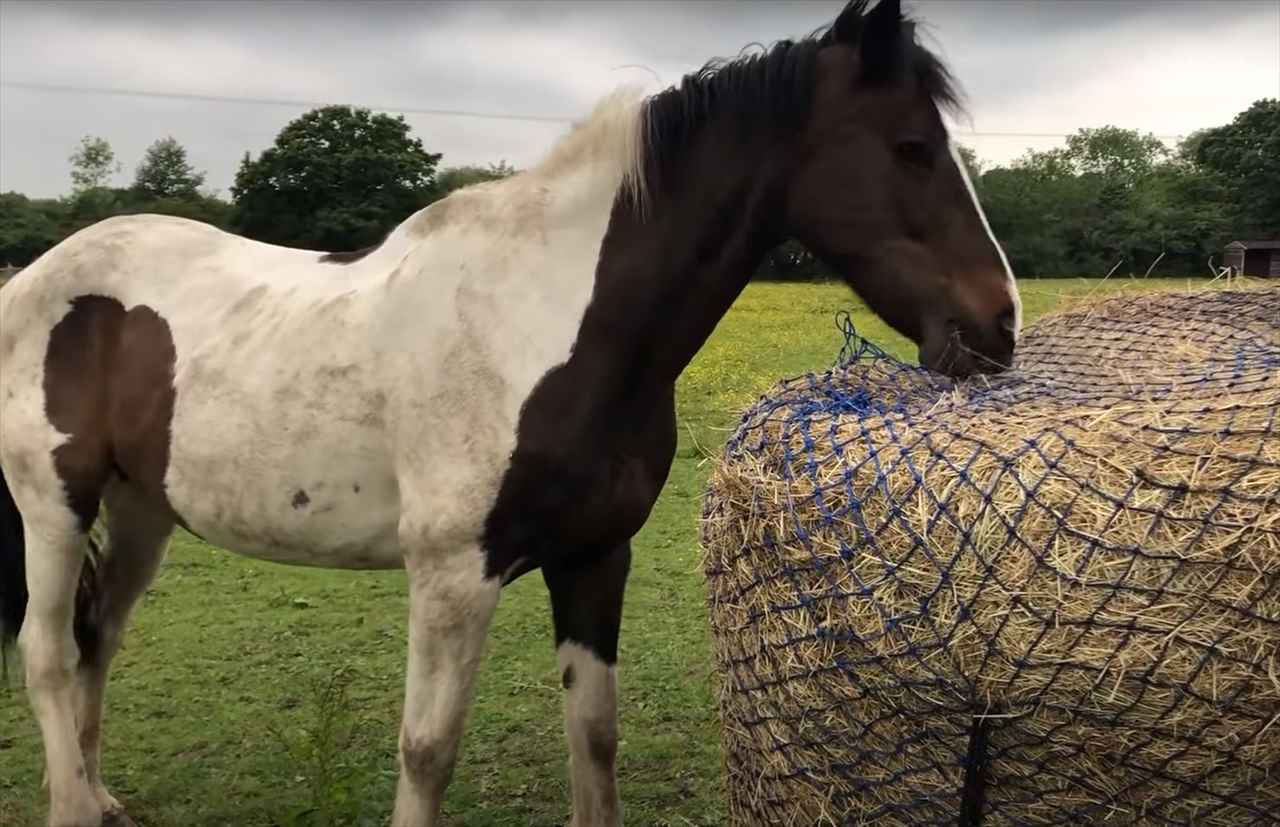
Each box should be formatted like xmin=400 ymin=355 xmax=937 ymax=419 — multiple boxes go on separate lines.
xmin=482 ymin=394 xmax=677 ymax=580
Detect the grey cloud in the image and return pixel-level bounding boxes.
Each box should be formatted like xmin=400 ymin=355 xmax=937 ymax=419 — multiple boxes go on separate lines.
xmin=2 ymin=0 xmax=1276 ymax=198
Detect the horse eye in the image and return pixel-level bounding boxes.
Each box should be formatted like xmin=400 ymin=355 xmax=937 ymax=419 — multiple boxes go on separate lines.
xmin=895 ymin=138 xmax=934 ymax=170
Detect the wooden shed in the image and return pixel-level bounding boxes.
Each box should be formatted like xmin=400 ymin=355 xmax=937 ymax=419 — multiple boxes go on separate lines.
xmin=1225 ymin=240 xmax=1280 ymax=278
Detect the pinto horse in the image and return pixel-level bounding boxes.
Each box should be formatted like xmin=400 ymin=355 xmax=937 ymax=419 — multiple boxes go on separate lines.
xmin=0 ymin=2 xmax=1020 ymax=825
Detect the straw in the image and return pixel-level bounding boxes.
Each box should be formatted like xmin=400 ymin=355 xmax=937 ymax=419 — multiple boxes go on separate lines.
xmin=702 ymin=287 xmax=1280 ymax=826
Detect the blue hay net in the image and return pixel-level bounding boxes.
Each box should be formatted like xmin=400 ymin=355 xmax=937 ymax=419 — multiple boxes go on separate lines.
xmin=702 ymin=288 xmax=1280 ymax=826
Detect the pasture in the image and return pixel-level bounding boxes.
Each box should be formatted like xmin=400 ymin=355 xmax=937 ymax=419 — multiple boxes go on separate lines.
xmin=0 ymin=277 xmax=1239 ymax=827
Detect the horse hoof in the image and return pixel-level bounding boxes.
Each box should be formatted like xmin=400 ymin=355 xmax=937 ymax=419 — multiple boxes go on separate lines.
xmin=102 ymin=810 xmax=138 ymax=827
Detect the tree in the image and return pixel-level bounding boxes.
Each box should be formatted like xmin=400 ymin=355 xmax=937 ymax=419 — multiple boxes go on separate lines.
xmin=434 ymin=161 xmax=519 ymax=197
xmin=1131 ymin=163 xmax=1232 ymax=271
xmin=1193 ymin=98 xmax=1280 ymax=239
xmin=1061 ymin=126 xmax=1169 ymax=184
xmin=955 ymin=145 xmax=983 ymax=180
xmin=47 ymin=184 xmax=233 ymax=243
xmin=231 ymin=106 xmax=442 ymax=251
xmin=755 ymin=239 xmax=833 ymax=281
xmin=0 ymin=192 xmax=66 ymax=266
xmin=134 ymin=136 xmax=206 ymax=200
xmin=979 ymin=162 xmax=1098 ymax=276
xmin=1176 ymin=129 xmax=1213 ymax=166
xmin=69 ymin=136 xmax=121 ymax=192
xmin=970 ymin=123 xmax=1235 ymax=278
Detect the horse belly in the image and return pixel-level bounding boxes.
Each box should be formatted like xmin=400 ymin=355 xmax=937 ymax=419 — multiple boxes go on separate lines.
xmin=162 ymin=350 xmax=403 ymax=569
xmin=166 ymin=430 xmax=402 ymax=568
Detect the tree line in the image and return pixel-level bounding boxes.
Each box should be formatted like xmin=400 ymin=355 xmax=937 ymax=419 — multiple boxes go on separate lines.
xmin=1 ymin=98 xmax=1275 ymax=278
xmin=0 ymin=106 xmax=516 ymax=267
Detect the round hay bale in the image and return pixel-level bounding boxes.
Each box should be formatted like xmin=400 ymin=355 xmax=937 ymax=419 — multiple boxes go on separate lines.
xmin=701 ymin=288 xmax=1280 ymax=826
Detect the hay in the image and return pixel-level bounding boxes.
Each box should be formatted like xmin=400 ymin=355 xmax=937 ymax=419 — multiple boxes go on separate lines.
xmin=701 ymin=288 xmax=1280 ymax=826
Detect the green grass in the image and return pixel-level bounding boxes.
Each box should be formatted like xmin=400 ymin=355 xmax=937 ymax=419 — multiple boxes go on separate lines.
xmin=0 ymin=278 xmax=1236 ymax=826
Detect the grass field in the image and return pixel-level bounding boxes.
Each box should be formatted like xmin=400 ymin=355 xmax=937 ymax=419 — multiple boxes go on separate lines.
xmin=0 ymin=277 xmax=1252 ymax=826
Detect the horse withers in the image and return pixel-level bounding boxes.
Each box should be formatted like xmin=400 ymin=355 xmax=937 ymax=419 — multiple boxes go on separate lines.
xmin=0 ymin=2 xmax=1019 ymax=825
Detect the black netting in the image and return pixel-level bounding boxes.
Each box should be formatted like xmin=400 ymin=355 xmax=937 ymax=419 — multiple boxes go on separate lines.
xmin=701 ymin=288 xmax=1280 ymax=826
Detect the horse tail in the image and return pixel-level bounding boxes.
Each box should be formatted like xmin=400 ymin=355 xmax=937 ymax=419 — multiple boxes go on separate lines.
xmin=0 ymin=463 xmax=28 ymax=664
xmin=0 ymin=462 xmax=106 ymax=673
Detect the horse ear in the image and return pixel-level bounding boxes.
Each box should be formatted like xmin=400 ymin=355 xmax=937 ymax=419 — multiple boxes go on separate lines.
xmin=860 ymin=0 xmax=904 ymax=83
xmin=831 ymin=0 xmax=866 ymax=43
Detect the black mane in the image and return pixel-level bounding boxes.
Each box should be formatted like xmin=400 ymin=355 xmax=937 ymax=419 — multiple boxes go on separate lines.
xmin=638 ymin=0 xmax=958 ymax=196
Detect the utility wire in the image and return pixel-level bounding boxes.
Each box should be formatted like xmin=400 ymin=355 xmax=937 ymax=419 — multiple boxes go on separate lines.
xmin=1 ymin=80 xmax=577 ymax=125
xmin=0 ymin=79 xmax=1215 ymax=142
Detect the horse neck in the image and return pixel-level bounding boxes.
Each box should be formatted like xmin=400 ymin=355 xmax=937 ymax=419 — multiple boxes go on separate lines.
xmin=577 ymin=124 xmax=787 ymax=395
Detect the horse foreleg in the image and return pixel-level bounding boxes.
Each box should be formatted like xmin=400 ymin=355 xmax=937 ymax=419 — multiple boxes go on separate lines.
xmin=391 ymin=543 xmax=500 ymax=827
xmin=543 ymin=543 xmax=631 ymax=827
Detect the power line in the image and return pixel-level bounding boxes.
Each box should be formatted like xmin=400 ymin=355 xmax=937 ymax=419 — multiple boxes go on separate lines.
xmin=0 ymin=78 xmax=1213 ymax=142
xmin=0 ymin=80 xmax=577 ymax=125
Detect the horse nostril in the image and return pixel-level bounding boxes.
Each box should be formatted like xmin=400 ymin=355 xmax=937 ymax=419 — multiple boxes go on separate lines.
xmin=996 ymin=306 xmax=1015 ymax=331
xmin=996 ymin=306 xmax=1017 ymax=342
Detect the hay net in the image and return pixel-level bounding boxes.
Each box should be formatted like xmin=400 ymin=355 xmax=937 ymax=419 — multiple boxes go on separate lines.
xmin=701 ymin=288 xmax=1280 ymax=826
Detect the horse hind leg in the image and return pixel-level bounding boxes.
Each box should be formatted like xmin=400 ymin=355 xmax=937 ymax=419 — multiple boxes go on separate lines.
xmin=75 ymin=479 xmax=173 ymax=823
xmin=3 ymin=432 xmax=166 ymax=825
xmin=10 ymin=490 xmax=105 ymax=827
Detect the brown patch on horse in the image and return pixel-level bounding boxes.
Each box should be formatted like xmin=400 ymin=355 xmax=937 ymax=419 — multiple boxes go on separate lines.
xmin=101 ymin=809 xmax=139 ymax=827
xmin=585 ymin=717 xmax=617 ymax=769
xmin=400 ymin=730 xmax=447 ymax=782
xmin=44 ymin=295 xmax=178 ymax=530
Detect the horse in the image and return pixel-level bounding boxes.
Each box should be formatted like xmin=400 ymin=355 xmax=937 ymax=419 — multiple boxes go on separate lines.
xmin=0 ymin=1 xmax=1020 ymax=825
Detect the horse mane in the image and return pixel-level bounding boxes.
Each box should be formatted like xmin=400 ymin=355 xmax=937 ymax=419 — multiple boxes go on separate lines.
xmin=528 ymin=0 xmax=958 ymax=218
xmin=531 ymin=86 xmax=648 ymax=202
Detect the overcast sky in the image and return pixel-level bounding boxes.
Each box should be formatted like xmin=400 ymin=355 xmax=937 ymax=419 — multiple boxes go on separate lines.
xmin=1 ymin=0 xmax=1277 ymax=199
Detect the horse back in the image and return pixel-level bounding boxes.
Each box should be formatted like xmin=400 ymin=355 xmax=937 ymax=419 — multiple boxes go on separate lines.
xmin=0 ymin=214 xmax=404 ymax=568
